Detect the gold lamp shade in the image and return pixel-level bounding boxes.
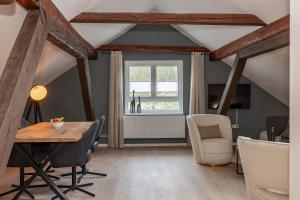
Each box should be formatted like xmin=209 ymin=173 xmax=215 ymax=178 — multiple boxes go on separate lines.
xmin=30 ymin=85 xmax=47 ymax=101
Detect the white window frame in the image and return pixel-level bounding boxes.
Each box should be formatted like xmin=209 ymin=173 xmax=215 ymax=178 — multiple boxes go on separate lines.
xmin=124 ymin=60 xmax=183 ymax=115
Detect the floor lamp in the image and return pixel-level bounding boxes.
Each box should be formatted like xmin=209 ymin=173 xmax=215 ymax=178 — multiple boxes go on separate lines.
xmin=25 ymin=85 xmax=47 ymax=124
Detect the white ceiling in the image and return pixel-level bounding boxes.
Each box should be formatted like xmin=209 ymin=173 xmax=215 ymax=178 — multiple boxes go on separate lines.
xmin=0 ymin=0 xmax=289 ymax=104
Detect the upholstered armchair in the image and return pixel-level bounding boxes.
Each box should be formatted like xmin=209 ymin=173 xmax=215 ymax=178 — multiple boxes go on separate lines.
xmin=186 ymin=114 xmax=233 ymax=166
xmin=238 ymin=137 xmax=289 ymax=200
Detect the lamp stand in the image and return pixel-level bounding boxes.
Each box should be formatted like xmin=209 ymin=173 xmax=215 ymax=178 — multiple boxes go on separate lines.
xmin=25 ymin=99 xmax=43 ymax=124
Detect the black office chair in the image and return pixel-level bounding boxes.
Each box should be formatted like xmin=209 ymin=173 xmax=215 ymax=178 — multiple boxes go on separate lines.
xmin=49 ymin=120 xmax=100 ymax=199
xmin=61 ymin=116 xmax=107 ymax=183
xmin=0 ymin=118 xmax=46 ymax=199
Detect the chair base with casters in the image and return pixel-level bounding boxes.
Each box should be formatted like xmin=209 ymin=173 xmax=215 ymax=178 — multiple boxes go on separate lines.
xmin=0 ymin=168 xmax=35 ymax=199
xmin=52 ymin=167 xmax=94 ymax=200
xmin=61 ymin=165 xmax=107 ymax=184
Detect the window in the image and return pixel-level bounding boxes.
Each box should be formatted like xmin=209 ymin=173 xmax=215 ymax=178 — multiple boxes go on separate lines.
xmin=125 ymin=60 xmax=183 ymax=114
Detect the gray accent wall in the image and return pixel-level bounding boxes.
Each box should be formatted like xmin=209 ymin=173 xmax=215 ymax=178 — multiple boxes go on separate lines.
xmin=35 ymin=24 xmax=288 ymax=142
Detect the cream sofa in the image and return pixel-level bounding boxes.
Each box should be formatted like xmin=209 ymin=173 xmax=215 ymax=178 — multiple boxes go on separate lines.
xmin=186 ymin=114 xmax=233 ymax=166
xmin=238 ymin=137 xmax=289 ymax=200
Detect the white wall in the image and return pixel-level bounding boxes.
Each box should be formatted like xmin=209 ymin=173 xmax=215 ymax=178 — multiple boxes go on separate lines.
xmin=290 ymin=0 xmax=300 ymax=199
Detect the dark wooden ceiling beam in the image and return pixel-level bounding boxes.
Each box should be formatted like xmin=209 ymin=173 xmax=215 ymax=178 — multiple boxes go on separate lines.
xmin=238 ymin=31 xmax=289 ymax=59
xmin=210 ymin=15 xmax=289 ymax=61
xmin=39 ymin=0 xmax=97 ymax=59
xmin=217 ymin=54 xmax=247 ymax=115
xmin=47 ymin=15 xmax=87 ymax=58
xmin=71 ymin=12 xmax=266 ymax=26
xmin=97 ymin=44 xmax=209 ymax=52
xmin=16 ymin=0 xmax=38 ymax=10
xmin=76 ymin=57 xmax=96 ymax=121
xmin=16 ymin=0 xmax=97 ymax=59
xmin=0 ymin=0 xmax=14 ymax=5
xmin=0 ymin=10 xmax=47 ymax=173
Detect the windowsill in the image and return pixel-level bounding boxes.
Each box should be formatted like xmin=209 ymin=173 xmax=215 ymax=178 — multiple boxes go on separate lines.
xmin=124 ymin=113 xmax=184 ymax=116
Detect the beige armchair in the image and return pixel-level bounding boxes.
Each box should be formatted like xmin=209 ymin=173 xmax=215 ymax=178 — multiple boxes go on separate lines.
xmin=238 ymin=137 xmax=289 ymax=200
xmin=186 ymin=114 xmax=233 ymax=166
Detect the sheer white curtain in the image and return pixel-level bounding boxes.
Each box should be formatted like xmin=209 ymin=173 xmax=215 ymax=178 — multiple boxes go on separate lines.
xmin=108 ymin=51 xmax=124 ymax=148
xmin=189 ymin=52 xmax=205 ymax=115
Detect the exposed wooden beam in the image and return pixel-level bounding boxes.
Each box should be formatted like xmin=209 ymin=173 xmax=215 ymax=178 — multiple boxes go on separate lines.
xmin=0 ymin=10 xmax=47 ymax=173
xmin=17 ymin=0 xmax=97 ymax=59
xmin=239 ymin=31 xmax=289 ymax=58
xmin=217 ymin=55 xmax=247 ymax=115
xmin=97 ymin=44 xmax=209 ymax=52
xmin=0 ymin=0 xmax=14 ymax=5
xmin=16 ymin=0 xmax=38 ymax=10
xmin=76 ymin=57 xmax=96 ymax=121
xmin=210 ymin=15 xmax=289 ymax=61
xmin=47 ymin=15 xmax=87 ymax=58
xmin=71 ymin=12 xmax=266 ymax=26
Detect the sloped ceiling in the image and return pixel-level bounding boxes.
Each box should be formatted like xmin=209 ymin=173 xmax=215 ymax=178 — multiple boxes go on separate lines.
xmin=0 ymin=0 xmax=289 ymax=104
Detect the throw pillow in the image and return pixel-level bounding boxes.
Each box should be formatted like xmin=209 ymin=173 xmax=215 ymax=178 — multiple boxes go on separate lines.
xmin=198 ymin=124 xmax=222 ymax=139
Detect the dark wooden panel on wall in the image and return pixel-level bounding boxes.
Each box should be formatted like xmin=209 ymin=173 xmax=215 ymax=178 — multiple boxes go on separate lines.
xmin=210 ymin=15 xmax=289 ymax=61
xmin=76 ymin=57 xmax=96 ymax=121
xmin=97 ymin=44 xmax=209 ymax=52
xmin=71 ymin=12 xmax=266 ymax=26
xmin=0 ymin=11 xmax=47 ymax=173
xmin=217 ymin=55 xmax=247 ymax=115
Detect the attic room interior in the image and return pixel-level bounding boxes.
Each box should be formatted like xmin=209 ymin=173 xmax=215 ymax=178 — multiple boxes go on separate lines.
xmin=0 ymin=0 xmax=299 ymax=200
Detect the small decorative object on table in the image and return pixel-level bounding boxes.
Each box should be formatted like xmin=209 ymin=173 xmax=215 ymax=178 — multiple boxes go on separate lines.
xmin=130 ymin=90 xmax=136 ymax=113
xmin=137 ymin=96 xmax=141 ymax=113
xmin=50 ymin=117 xmax=64 ymax=129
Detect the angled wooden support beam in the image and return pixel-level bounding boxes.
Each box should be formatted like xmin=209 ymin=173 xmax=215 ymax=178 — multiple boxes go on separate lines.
xmin=71 ymin=12 xmax=266 ymax=26
xmin=239 ymin=31 xmax=289 ymax=59
xmin=16 ymin=0 xmax=38 ymax=10
xmin=97 ymin=44 xmax=209 ymax=52
xmin=210 ymin=15 xmax=289 ymax=61
xmin=0 ymin=10 xmax=47 ymax=173
xmin=0 ymin=0 xmax=14 ymax=5
xmin=17 ymin=0 xmax=97 ymax=59
xmin=76 ymin=57 xmax=96 ymax=121
xmin=47 ymin=15 xmax=87 ymax=58
xmin=39 ymin=0 xmax=97 ymax=59
xmin=217 ymin=55 xmax=247 ymax=115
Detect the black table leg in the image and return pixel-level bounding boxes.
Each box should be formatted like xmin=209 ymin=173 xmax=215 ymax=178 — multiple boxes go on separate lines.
xmin=13 ymin=144 xmax=68 ymax=200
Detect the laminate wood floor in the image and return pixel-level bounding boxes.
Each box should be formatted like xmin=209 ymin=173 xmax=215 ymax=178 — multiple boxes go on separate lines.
xmin=0 ymin=147 xmax=248 ymax=200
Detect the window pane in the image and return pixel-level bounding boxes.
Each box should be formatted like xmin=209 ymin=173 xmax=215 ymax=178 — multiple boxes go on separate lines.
xmin=129 ymin=82 xmax=151 ymax=97
xmin=156 ymin=66 xmax=178 ymax=97
xmin=129 ymin=66 xmax=151 ymax=81
xmin=156 ymin=66 xmax=178 ymax=81
xmin=129 ymin=66 xmax=151 ymax=97
xmin=127 ymin=101 xmax=180 ymax=112
xmin=157 ymin=82 xmax=178 ymax=96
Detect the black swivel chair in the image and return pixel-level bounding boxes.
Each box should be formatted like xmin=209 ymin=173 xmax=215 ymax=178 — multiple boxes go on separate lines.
xmin=49 ymin=120 xmax=100 ymax=199
xmin=0 ymin=118 xmax=46 ymax=199
xmin=62 ymin=116 xmax=107 ymax=183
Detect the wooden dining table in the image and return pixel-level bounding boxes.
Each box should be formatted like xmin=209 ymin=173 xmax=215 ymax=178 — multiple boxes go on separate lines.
xmin=12 ymin=122 xmax=93 ymax=200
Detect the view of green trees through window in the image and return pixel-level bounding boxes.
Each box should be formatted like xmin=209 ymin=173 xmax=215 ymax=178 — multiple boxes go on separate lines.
xmin=126 ymin=61 xmax=182 ymax=113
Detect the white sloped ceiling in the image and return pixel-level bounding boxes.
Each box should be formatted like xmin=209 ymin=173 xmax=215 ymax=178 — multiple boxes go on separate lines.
xmin=0 ymin=0 xmax=289 ymax=104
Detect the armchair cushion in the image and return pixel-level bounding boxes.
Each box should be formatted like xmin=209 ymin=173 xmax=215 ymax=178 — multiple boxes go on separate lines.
xmin=198 ymin=124 xmax=222 ymax=139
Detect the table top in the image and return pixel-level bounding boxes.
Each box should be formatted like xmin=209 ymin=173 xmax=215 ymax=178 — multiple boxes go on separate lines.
xmin=15 ymin=122 xmax=93 ymax=143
